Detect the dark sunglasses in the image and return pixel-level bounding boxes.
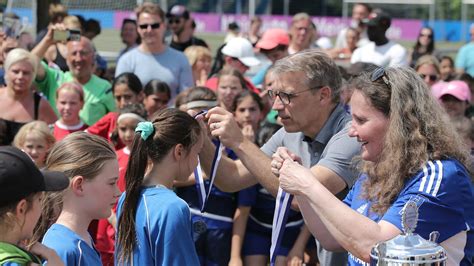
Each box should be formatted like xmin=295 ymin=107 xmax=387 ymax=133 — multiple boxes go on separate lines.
xmin=138 ymin=23 xmax=161 ymax=30
xmin=370 ymin=67 xmax=391 ymax=89
xmin=168 ymin=18 xmax=182 ymax=24
xmin=420 ymin=73 xmax=438 ymax=82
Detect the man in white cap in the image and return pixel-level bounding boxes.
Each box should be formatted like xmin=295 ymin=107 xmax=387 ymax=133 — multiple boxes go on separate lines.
xmin=205 ymin=37 xmax=260 ymax=93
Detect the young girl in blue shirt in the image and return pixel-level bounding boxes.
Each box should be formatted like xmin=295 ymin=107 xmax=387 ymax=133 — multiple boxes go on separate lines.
xmin=115 ymin=108 xmax=202 ymax=265
xmin=32 ymin=132 xmax=120 ymax=265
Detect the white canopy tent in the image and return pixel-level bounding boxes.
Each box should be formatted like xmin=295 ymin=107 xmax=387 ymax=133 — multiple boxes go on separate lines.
xmin=342 ymin=0 xmax=436 ymax=27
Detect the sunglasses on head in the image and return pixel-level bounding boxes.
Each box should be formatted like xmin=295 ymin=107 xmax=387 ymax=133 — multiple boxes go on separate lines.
xmin=138 ymin=22 xmax=161 ymax=30
xmin=371 ymin=67 xmax=391 ymax=89
xmin=168 ymin=18 xmax=182 ymax=24
xmin=419 ymin=73 xmax=438 ymax=82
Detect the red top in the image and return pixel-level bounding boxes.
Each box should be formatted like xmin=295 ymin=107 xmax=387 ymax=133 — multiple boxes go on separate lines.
xmin=53 ymin=121 xmax=88 ymax=141
xmin=86 ymin=112 xmax=124 ymax=150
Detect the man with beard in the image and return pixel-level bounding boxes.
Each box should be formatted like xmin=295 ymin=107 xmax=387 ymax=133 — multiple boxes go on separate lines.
xmin=33 ymin=31 xmax=115 ymax=126
xmin=115 ymin=3 xmax=193 ymax=101
xmin=166 ymin=5 xmax=208 ymax=52
xmin=350 ymin=11 xmax=408 ymax=67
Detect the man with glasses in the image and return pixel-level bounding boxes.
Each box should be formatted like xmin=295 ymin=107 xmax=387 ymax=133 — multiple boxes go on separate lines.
xmin=166 ymin=4 xmax=208 ymax=52
xmin=33 ymin=31 xmax=115 ymax=126
xmin=115 ymin=2 xmax=193 ymax=102
xmin=199 ymin=50 xmax=361 ymax=265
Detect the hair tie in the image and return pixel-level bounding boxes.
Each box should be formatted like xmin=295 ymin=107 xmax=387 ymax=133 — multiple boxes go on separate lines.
xmin=135 ymin=121 xmax=155 ymax=140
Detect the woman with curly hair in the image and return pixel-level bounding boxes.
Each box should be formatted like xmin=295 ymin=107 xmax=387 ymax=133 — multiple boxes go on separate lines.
xmin=272 ymin=67 xmax=474 ymax=265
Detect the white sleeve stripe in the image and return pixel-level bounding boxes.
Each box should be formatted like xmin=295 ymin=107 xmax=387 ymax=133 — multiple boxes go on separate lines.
xmin=432 ymin=160 xmax=444 ymax=196
xmin=143 ymin=194 xmax=155 ymax=262
xmin=425 ymin=161 xmax=437 ymax=194
xmin=77 ymin=240 xmax=83 ymax=266
xmin=419 ymin=165 xmax=428 ymax=192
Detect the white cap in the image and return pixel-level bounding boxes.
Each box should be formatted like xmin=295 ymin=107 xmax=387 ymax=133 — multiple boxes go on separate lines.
xmin=221 ymin=37 xmax=260 ymax=67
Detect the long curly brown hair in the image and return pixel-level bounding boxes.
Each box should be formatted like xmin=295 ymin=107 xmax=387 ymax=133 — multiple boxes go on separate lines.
xmin=352 ymin=67 xmax=471 ymax=214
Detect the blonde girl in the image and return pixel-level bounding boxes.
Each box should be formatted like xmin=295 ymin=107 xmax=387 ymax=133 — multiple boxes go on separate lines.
xmin=13 ymin=121 xmax=55 ymax=168
xmin=32 ymin=132 xmax=120 ymax=265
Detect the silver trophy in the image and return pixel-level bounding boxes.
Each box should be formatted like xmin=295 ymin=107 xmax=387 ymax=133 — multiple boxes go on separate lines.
xmin=370 ymin=201 xmax=447 ymax=265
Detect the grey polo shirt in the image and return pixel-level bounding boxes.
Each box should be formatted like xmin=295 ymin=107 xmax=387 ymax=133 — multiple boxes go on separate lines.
xmin=260 ymin=103 xmax=362 ymax=266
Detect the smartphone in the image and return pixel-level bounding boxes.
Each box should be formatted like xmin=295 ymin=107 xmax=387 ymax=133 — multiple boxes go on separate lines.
xmin=53 ymin=29 xmax=81 ymax=42
xmin=3 ymin=17 xmax=21 ymax=38
xmin=53 ymin=29 xmax=68 ymax=41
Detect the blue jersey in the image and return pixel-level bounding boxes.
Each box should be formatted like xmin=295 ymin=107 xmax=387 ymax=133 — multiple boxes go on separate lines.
xmin=344 ymin=159 xmax=474 ymax=266
xmin=115 ymin=186 xmax=199 ymax=266
xmin=42 ymin=223 xmax=101 ymax=266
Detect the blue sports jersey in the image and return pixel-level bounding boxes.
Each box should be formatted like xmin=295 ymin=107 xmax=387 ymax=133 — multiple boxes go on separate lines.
xmin=344 ymin=159 xmax=474 ymax=266
xmin=42 ymin=223 xmax=102 ymax=266
xmin=115 ymin=186 xmax=199 ymax=266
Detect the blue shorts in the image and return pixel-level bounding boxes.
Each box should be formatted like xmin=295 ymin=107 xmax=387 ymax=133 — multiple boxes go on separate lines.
xmin=242 ymin=217 xmax=302 ymax=257
xmin=194 ymin=227 xmax=232 ymax=266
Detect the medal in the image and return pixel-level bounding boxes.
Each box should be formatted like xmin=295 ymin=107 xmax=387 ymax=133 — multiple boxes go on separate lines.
xmin=193 ymin=219 xmax=207 ymax=234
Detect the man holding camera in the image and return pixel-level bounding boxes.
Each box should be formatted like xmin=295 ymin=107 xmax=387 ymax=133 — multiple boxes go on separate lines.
xmin=32 ymin=26 xmax=115 ymax=126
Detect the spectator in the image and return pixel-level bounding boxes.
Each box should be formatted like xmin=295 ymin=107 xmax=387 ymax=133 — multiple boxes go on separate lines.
xmin=166 ymin=5 xmax=208 ymax=52
xmin=142 ymin=79 xmax=171 ymax=118
xmin=335 ymin=3 xmax=371 ymax=49
xmin=0 ymin=48 xmax=57 ymax=145
xmin=351 ymin=11 xmax=408 ymax=67
xmin=33 ymin=28 xmax=115 ymax=126
xmin=243 ymin=16 xmax=262 ymax=46
xmin=437 ymin=80 xmax=471 ymax=119
xmin=288 ymin=13 xmax=312 ymax=54
xmin=328 ymin=27 xmax=360 ymax=61
xmin=225 ymin=22 xmax=241 ymax=43
xmin=118 ymin=19 xmax=140 ymax=59
xmin=43 ymin=15 xmax=82 ymax=72
xmin=115 ymin=3 xmax=193 ymax=102
xmin=84 ymin=19 xmax=101 ymax=40
xmin=18 ymin=31 xmax=34 ymax=51
xmin=414 ymin=55 xmax=440 ymax=88
xmin=35 ymin=3 xmax=68 ymax=44
xmin=409 ymin=26 xmax=440 ymax=67
xmin=184 ymin=45 xmax=212 ymax=86
xmin=13 ymin=121 xmax=55 ymax=168
xmin=456 ymin=23 xmax=474 ymax=77
xmin=439 ymin=55 xmax=456 ymax=82
xmin=205 ymin=37 xmax=260 ymax=93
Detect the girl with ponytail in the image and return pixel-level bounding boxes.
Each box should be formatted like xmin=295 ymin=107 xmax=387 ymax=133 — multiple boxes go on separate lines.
xmin=115 ymin=108 xmax=202 ymax=265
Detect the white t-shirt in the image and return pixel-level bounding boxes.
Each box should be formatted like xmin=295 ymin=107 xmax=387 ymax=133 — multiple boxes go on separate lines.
xmin=350 ymin=41 xmax=408 ymax=67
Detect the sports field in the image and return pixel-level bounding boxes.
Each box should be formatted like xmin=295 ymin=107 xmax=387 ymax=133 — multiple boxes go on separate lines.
xmin=93 ymin=29 xmax=465 ymax=66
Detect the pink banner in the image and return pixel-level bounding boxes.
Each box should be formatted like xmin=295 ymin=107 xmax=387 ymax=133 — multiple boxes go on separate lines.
xmin=113 ymin=12 xmax=423 ymax=40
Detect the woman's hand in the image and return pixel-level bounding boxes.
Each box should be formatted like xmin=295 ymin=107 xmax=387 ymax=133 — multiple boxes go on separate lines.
xmin=271 ymin=147 xmax=301 ymax=176
xmin=241 ymin=124 xmax=255 ymax=142
xmin=279 ymin=159 xmax=315 ymax=196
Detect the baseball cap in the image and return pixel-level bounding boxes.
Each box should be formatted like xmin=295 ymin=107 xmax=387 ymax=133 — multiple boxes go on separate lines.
xmin=0 ymin=146 xmax=69 ymax=207
xmin=166 ymin=5 xmax=190 ymax=19
xmin=363 ymin=11 xmax=391 ymax=28
xmin=256 ymin=28 xmax=290 ymax=50
xmin=221 ymin=37 xmax=260 ymax=67
xmin=438 ymin=80 xmax=471 ymax=102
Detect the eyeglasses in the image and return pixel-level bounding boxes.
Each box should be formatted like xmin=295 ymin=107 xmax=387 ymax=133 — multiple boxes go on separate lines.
xmin=267 ymin=85 xmax=324 ymax=105
xmin=168 ymin=18 xmax=182 ymax=24
xmin=138 ymin=23 xmax=161 ymax=30
xmin=371 ymin=67 xmax=391 ymax=89
xmin=420 ymin=73 xmax=438 ymax=82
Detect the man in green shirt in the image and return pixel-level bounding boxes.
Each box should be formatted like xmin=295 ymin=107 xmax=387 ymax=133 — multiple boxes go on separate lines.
xmin=33 ymin=28 xmax=115 ymax=125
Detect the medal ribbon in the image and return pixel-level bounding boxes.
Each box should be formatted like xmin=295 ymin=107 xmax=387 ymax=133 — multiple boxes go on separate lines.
xmin=193 ymin=110 xmax=224 ymax=212
xmin=270 ymin=187 xmax=294 ymax=265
